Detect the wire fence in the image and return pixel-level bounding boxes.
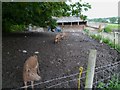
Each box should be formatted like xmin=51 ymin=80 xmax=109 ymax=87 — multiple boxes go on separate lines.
xmin=13 ymin=60 xmax=120 ymax=90
xmin=93 ymin=60 xmax=120 ymax=88
xmin=84 ymin=25 xmax=120 ymax=52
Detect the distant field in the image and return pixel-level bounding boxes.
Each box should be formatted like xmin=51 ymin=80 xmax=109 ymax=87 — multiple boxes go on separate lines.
xmin=87 ymin=22 xmax=120 ymax=30
xmin=106 ymin=24 xmax=120 ymax=30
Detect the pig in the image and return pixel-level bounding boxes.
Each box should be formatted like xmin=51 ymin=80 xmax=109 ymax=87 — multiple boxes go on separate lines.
xmin=23 ymin=55 xmax=41 ymax=90
xmin=54 ymin=33 xmax=62 ymax=44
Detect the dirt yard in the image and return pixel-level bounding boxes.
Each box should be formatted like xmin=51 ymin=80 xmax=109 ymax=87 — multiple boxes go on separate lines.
xmin=2 ymin=30 xmax=119 ymax=89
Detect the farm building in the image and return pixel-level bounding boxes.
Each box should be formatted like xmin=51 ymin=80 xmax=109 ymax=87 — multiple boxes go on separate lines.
xmin=55 ymin=16 xmax=87 ymax=26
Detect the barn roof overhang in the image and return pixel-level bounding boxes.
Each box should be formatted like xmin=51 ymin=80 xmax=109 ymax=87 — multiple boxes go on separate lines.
xmin=53 ymin=16 xmax=86 ymax=23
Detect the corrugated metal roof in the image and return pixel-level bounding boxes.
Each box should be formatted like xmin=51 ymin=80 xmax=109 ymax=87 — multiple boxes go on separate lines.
xmin=56 ymin=16 xmax=83 ymax=23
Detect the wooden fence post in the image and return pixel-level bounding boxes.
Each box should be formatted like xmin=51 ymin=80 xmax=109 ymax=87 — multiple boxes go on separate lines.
xmin=85 ymin=49 xmax=97 ymax=90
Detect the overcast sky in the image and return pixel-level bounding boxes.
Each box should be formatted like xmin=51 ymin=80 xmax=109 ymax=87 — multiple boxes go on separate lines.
xmin=66 ymin=0 xmax=119 ymax=19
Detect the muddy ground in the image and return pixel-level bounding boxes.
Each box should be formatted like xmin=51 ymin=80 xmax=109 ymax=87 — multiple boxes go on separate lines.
xmin=2 ymin=31 xmax=120 ymax=89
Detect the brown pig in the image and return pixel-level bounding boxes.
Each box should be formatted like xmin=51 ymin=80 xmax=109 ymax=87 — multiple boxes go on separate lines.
xmin=23 ymin=55 xmax=41 ymax=90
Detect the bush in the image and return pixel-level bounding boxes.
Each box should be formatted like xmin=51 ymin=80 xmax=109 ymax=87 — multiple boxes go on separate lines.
xmin=96 ymin=35 xmax=102 ymax=41
xmin=104 ymin=26 xmax=112 ymax=33
xmin=90 ymin=34 xmax=96 ymax=38
xmin=108 ymin=41 xmax=115 ymax=48
xmin=10 ymin=24 xmax=26 ymax=32
xmin=102 ymin=38 xmax=110 ymax=44
xmin=90 ymin=34 xmax=102 ymax=41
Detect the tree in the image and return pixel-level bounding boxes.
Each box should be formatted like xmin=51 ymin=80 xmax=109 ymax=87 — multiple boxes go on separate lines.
xmin=80 ymin=14 xmax=87 ymax=21
xmin=2 ymin=2 xmax=71 ymax=32
xmin=69 ymin=1 xmax=91 ymax=19
xmin=118 ymin=17 xmax=120 ymax=24
xmin=109 ymin=17 xmax=117 ymax=23
xmin=2 ymin=1 xmax=91 ymax=32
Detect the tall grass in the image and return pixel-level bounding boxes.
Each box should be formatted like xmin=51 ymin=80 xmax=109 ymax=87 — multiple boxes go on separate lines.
xmin=90 ymin=34 xmax=120 ymax=52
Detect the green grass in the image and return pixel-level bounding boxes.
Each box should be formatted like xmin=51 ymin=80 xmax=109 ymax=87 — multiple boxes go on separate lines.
xmin=97 ymin=75 xmax=120 ymax=90
xmin=102 ymin=38 xmax=110 ymax=44
xmin=104 ymin=24 xmax=120 ymax=33
xmin=90 ymin=34 xmax=120 ymax=52
xmin=108 ymin=41 xmax=115 ymax=48
xmin=104 ymin=26 xmax=112 ymax=33
xmin=83 ymin=29 xmax=89 ymax=34
xmin=115 ymin=44 xmax=120 ymax=52
xmin=90 ymin=34 xmax=102 ymax=41
xmin=106 ymin=24 xmax=120 ymax=29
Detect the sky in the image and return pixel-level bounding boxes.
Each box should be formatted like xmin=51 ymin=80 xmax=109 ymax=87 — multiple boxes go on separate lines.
xmin=66 ymin=0 xmax=119 ymax=19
